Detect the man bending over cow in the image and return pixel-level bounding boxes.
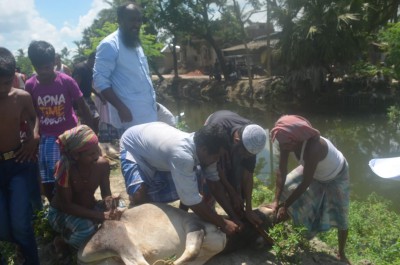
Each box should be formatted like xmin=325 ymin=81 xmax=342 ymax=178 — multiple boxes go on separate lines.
xmin=203 ymin=110 xmax=267 ymax=228
xmin=120 ymin=122 xmax=242 ymax=235
xmin=48 ymin=125 xmax=122 ymax=259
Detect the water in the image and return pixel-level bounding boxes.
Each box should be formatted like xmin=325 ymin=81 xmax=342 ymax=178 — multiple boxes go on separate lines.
xmin=160 ymin=97 xmax=400 ymax=213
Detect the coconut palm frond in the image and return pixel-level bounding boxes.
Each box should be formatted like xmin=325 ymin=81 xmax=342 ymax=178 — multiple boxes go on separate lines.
xmin=338 ymin=13 xmax=360 ymax=25
xmin=307 ymin=25 xmax=319 ymax=39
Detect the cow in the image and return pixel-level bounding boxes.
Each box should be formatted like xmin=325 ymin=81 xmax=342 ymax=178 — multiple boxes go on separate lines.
xmin=77 ymin=203 xmax=274 ymax=265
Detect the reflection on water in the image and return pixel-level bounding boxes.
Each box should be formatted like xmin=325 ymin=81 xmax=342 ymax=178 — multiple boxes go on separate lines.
xmin=161 ymin=98 xmax=400 ymax=213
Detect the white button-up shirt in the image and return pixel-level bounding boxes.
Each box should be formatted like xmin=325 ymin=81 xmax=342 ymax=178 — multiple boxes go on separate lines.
xmin=93 ymin=29 xmax=157 ymax=129
xmin=121 ymin=122 xmax=220 ymax=206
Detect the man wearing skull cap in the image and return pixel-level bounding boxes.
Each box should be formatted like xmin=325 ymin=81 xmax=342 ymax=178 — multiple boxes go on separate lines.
xmin=203 ymin=110 xmax=267 ymax=227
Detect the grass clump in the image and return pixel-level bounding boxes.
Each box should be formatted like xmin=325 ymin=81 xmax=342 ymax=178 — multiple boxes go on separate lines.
xmin=268 ymin=222 xmax=310 ymax=264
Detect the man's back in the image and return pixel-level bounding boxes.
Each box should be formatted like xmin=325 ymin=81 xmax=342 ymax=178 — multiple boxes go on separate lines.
xmin=121 ymin=122 xmax=193 ymax=173
xmin=206 ymin=110 xmax=251 ymax=136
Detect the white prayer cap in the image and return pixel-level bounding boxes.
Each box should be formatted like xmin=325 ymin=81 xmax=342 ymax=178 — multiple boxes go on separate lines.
xmin=242 ymin=124 xmax=267 ymax=155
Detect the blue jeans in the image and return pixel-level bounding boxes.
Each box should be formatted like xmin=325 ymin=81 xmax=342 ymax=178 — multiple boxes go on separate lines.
xmin=0 ymin=159 xmax=40 ymax=265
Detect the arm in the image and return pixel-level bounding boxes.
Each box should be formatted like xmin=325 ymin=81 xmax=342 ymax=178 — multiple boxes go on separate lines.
xmin=273 ymin=149 xmax=289 ymax=209
xmin=75 ymin=97 xmax=94 ymax=130
xmin=93 ymin=40 xmax=132 ymax=123
xmin=190 ymin=200 xmax=239 ymax=235
xmin=100 ymin=88 xmax=132 ymax=123
xmin=98 ymin=157 xmax=112 ymax=199
xmin=15 ymin=91 xmax=39 ymax=162
xmin=282 ymin=144 xmax=319 ymax=208
xmin=276 ymin=142 xmax=319 ymax=222
xmin=55 ymin=184 xmax=107 ymax=221
xmin=98 ymin=157 xmax=124 ymax=219
xmin=242 ymin=170 xmax=263 ymax=226
xmin=206 ymin=179 xmax=243 ymax=228
xmin=218 ymin=161 xmax=243 ymax=214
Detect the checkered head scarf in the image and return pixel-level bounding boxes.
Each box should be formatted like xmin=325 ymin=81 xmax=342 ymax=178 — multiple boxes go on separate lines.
xmin=270 ymin=115 xmax=320 ymax=144
xmin=54 ymin=125 xmax=98 ymax=188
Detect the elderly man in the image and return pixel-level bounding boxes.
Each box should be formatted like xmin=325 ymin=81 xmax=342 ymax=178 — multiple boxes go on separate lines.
xmin=203 ymin=110 xmax=267 ymax=227
xmin=93 ymin=2 xmax=157 ymax=132
xmin=120 ymin=122 xmax=242 ymax=235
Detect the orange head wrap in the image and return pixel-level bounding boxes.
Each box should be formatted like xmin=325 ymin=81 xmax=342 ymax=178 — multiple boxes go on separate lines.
xmin=270 ymin=115 xmax=320 ymax=144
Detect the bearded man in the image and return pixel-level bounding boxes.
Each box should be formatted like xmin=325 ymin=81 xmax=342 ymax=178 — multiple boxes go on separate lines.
xmin=93 ymin=2 xmax=157 ymax=132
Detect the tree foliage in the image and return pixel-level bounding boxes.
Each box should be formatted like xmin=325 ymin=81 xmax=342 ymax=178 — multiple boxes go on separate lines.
xmin=15 ymin=49 xmax=34 ymax=77
xmin=78 ymin=0 xmax=162 ymax=63
xmin=379 ymin=22 xmax=400 ymax=79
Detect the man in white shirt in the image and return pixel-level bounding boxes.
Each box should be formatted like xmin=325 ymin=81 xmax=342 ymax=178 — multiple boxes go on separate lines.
xmin=120 ymin=122 xmax=242 ymax=235
xmin=93 ymin=2 xmax=157 ymax=131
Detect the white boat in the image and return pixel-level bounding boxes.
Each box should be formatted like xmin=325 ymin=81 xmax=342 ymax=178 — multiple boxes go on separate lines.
xmin=368 ymin=157 xmax=400 ymax=180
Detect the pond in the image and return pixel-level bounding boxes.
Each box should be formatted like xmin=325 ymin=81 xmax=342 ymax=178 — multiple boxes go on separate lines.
xmin=160 ymin=97 xmax=400 ymax=213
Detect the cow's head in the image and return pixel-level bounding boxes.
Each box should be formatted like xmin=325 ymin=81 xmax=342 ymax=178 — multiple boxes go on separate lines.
xmin=221 ymin=205 xmax=275 ymax=254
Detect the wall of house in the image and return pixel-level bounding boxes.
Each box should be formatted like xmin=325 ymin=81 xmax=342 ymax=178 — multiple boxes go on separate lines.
xmin=183 ymin=42 xmax=217 ymax=73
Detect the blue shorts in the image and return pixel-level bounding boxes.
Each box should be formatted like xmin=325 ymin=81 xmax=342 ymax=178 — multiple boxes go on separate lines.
xmin=48 ymin=206 xmax=98 ymax=249
xmin=120 ymin=148 xmax=179 ymax=203
xmin=39 ymin=136 xmax=60 ymax=183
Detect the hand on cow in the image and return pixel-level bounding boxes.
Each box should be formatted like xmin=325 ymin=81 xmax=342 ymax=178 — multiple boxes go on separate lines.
xmin=276 ymin=205 xmax=289 ymax=223
xmin=269 ymin=201 xmax=279 ymax=222
xmin=221 ymin=219 xmax=241 ymax=235
xmin=103 ymin=208 xmax=124 ymax=221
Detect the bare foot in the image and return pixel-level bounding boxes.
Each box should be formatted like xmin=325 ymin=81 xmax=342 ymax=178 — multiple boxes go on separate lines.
xmin=337 ymin=252 xmax=352 ymax=265
xmin=53 ymin=236 xmax=70 ymax=258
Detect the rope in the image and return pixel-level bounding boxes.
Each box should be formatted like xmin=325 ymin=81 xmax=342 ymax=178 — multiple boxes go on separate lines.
xmin=152 ymin=259 xmax=175 ymax=265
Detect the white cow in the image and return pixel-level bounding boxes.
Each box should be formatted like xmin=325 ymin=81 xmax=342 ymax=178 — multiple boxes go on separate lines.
xmin=78 ymin=203 xmax=273 ymax=265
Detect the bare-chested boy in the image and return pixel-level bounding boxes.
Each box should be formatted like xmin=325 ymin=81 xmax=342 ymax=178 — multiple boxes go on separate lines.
xmin=48 ymin=125 xmax=122 ymax=256
xmin=0 ymin=47 xmax=40 ymax=264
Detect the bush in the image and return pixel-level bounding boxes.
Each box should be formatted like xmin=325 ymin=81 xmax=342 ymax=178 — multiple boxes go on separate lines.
xmin=268 ymin=222 xmax=310 ymax=264
xmin=387 ymin=105 xmax=400 ymax=129
xmin=252 ymin=177 xmax=274 ymax=206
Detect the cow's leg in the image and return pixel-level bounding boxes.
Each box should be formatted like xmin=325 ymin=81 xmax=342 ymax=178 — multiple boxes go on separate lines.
xmin=78 ymin=221 xmax=149 ymax=265
xmin=173 ymin=229 xmax=205 ymax=265
xmin=174 ymin=224 xmax=226 ymax=265
xmin=185 ymin=225 xmax=226 ymax=265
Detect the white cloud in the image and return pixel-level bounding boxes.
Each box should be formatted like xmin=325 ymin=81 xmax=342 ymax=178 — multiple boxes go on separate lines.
xmin=60 ymin=0 xmax=110 ymax=46
xmin=0 ymin=0 xmax=109 ymax=56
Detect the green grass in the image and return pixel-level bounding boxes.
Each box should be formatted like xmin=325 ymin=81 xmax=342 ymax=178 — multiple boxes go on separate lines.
xmin=251 ymin=177 xmax=400 ymax=265
xmin=318 ymin=193 xmax=400 ymax=265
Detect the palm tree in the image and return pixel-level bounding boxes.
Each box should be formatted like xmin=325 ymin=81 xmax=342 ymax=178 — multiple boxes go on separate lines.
xmin=271 ymin=0 xmax=365 ymax=93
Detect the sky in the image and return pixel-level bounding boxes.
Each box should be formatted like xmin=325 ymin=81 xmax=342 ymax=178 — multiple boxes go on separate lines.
xmin=0 ymin=0 xmax=266 ymax=57
xmin=0 ymin=0 xmax=109 ymax=56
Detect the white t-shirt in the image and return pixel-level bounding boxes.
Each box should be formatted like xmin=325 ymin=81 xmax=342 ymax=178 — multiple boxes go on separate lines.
xmin=120 ymin=122 xmax=219 ymax=205
xmin=299 ymin=137 xmax=345 ymax=181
